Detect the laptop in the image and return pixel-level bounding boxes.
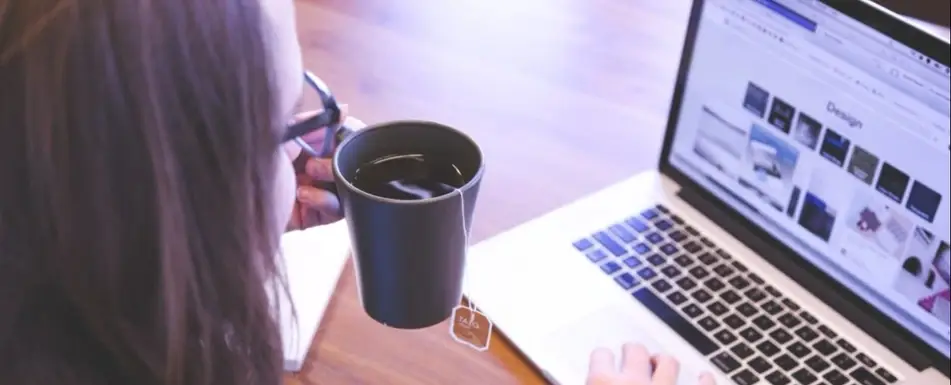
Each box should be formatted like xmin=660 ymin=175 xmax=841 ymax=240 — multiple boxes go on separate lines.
xmin=466 ymin=1 xmax=951 ymax=384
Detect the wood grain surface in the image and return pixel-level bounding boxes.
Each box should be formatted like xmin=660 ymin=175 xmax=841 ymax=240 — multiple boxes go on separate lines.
xmin=283 ymin=0 xmax=691 ymax=384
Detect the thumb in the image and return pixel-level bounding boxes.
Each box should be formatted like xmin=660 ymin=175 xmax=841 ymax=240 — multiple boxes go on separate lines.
xmin=698 ymin=372 xmax=717 ymax=385
xmin=297 ymin=186 xmax=341 ymax=214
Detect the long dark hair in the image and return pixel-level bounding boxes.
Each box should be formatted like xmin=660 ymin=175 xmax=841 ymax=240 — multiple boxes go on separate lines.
xmin=0 ymin=0 xmax=287 ymax=384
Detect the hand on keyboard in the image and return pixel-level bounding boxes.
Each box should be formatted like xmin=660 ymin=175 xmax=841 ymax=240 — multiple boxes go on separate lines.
xmin=586 ymin=343 xmax=716 ymax=385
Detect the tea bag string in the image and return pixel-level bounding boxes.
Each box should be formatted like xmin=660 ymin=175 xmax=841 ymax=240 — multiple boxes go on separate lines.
xmin=455 ymin=187 xmax=477 ymax=323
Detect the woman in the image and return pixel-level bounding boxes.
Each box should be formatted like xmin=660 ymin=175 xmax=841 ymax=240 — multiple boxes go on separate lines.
xmin=0 ymin=0 xmax=713 ymax=384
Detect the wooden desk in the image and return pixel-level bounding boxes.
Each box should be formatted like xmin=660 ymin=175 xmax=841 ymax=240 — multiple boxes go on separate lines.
xmin=284 ymin=0 xmax=691 ymax=383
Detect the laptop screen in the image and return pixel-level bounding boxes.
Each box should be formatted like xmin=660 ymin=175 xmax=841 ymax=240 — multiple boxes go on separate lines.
xmin=666 ymin=0 xmax=951 ymax=357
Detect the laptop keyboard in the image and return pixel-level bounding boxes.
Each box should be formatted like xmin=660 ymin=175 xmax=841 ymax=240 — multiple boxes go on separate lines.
xmin=572 ymin=204 xmax=900 ymax=385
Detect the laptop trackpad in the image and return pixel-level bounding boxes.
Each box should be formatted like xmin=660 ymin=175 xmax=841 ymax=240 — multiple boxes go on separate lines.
xmin=542 ymin=305 xmax=705 ymax=385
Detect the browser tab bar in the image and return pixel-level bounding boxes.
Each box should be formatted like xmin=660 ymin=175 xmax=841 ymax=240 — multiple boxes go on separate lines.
xmin=750 ymin=0 xmax=817 ymax=32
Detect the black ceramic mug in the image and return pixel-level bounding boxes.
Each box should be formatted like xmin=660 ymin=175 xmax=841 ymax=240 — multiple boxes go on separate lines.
xmin=332 ymin=121 xmax=485 ymax=329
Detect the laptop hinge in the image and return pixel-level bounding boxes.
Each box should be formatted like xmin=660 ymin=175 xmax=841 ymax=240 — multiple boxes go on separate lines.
xmin=676 ymin=184 xmax=932 ymax=373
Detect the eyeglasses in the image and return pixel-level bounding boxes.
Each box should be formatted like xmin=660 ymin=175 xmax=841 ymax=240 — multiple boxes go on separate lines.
xmin=282 ymin=71 xmax=343 ymax=158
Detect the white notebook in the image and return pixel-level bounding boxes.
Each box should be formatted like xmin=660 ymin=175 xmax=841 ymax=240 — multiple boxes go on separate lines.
xmin=274 ymin=220 xmax=352 ymax=372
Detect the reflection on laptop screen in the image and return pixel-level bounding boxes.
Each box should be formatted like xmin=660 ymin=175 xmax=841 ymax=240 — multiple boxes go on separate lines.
xmin=667 ymin=0 xmax=951 ymax=357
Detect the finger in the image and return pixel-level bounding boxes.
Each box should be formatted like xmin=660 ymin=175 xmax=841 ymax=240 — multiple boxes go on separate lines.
xmin=619 ymin=343 xmax=652 ymax=383
xmin=650 ymin=354 xmax=681 ymax=385
xmin=305 ymin=157 xmax=334 ymax=181
xmin=588 ymin=347 xmax=617 ymax=376
xmin=297 ymin=186 xmax=341 ymax=215
xmin=698 ymin=371 xmax=717 ymax=385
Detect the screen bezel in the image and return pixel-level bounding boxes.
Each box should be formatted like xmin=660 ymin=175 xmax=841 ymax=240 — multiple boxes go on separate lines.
xmin=658 ymin=0 xmax=951 ymax=374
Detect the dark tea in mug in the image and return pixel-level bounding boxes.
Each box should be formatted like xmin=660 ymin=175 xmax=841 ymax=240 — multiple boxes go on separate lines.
xmin=350 ymin=153 xmax=466 ymax=200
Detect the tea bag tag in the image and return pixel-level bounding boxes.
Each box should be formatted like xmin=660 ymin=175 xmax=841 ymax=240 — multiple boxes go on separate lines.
xmin=449 ymin=304 xmax=493 ymax=352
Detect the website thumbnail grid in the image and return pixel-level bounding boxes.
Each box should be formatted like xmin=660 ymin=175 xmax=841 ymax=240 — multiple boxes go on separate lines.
xmin=669 ymin=7 xmax=951 ymax=355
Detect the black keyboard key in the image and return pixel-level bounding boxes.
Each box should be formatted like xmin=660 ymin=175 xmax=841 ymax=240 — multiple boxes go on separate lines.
xmin=698 ymin=252 xmax=718 ymax=264
xmin=856 ymin=353 xmax=876 ymax=368
xmin=836 ymin=339 xmax=856 ymax=353
xmin=700 ymin=237 xmax=715 ymax=247
xmin=614 ymin=272 xmax=638 ymax=290
xmin=800 ymin=311 xmax=818 ymax=324
xmin=655 ymin=204 xmax=669 ymax=214
xmin=683 ymin=303 xmax=704 ymax=318
xmin=673 ymin=254 xmax=694 ymax=267
xmin=875 ymin=368 xmax=897 ymax=383
xmin=689 ymin=266 xmax=710 ymax=279
xmin=724 ymin=314 xmax=746 ymax=329
xmin=729 ymin=276 xmax=751 ymax=290
xmin=766 ymin=371 xmax=791 ymax=385
xmin=832 ymin=352 xmax=857 ymax=370
xmin=633 ymin=242 xmax=652 ymax=255
xmin=669 ymin=230 xmax=687 ymax=242
xmin=795 ymin=326 xmax=819 ymax=342
xmin=778 ymin=313 xmax=802 ymax=329
xmin=762 ymin=300 xmax=784 ymax=315
xmin=704 ymin=277 xmax=726 ymax=292
xmin=769 ymin=329 xmax=794 ymax=345
xmin=850 ymin=367 xmax=886 ymax=385
xmin=781 ymin=298 xmax=801 ymax=311
xmin=813 ymin=339 xmax=838 ymax=356
xmin=787 ymin=341 xmax=811 ymax=358
xmin=573 ymin=238 xmax=594 ymax=251
xmin=684 ymin=241 xmax=703 ymax=254
xmin=655 ymin=219 xmax=673 ymax=231
xmin=818 ymin=324 xmax=837 ymax=339
xmin=805 ymin=355 xmax=831 ymax=373
xmin=626 ymin=217 xmax=650 ymax=233
xmin=691 ymin=289 xmax=713 ymax=304
xmin=710 ymin=351 xmax=742 ymax=374
xmin=609 ymin=224 xmax=637 ymax=243
xmin=713 ymin=264 xmax=735 ymax=277
xmin=647 ymin=253 xmax=666 ymax=266
xmin=764 ymin=285 xmax=783 ymax=298
xmin=707 ymin=301 xmax=729 ymax=316
xmin=756 ymin=340 xmax=781 ymax=357
xmin=593 ymin=232 xmax=627 ymax=256
xmin=600 ymin=261 xmax=621 ymax=274
xmin=732 ymin=260 xmax=749 ymax=272
xmin=676 ymin=277 xmax=697 ymax=291
xmin=623 ymin=256 xmax=642 ymax=268
xmin=823 ymin=370 xmax=849 ymax=385
xmin=774 ymin=354 xmax=799 ymax=371
xmin=685 ymin=225 xmax=700 ymax=236
xmin=750 ymin=356 xmax=774 ymax=374
xmin=741 ymin=327 xmax=764 ymax=343
xmin=737 ymin=302 xmax=760 ymax=317
xmin=748 ymin=272 xmax=765 ymax=284
xmin=660 ymin=265 xmax=681 ymax=278
xmin=640 ymin=208 xmax=660 ymax=220
xmin=714 ymin=329 xmax=737 ymax=345
xmin=753 ymin=315 xmax=776 ymax=331
xmin=631 ymin=288 xmax=718 ymax=355
xmin=637 ymin=267 xmax=657 ymax=280
xmin=721 ymin=290 xmax=743 ymax=305
xmin=652 ymin=279 xmax=673 ymax=293
xmin=745 ymin=287 xmax=767 ymax=303
xmin=715 ymin=248 xmax=733 ymax=260
xmin=659 ymin=243 xmax=678 ymax=256
xmin=646 ymin=232 xmax=665 ymax=244
xmin=731 ymin=343 xmax=756 ymax=359
xmin=586 ymin=249 xmax=609 ymax=263
xmin=670 ymin=214 xmax=685 ymax=225
xmin=732 ymin=369 xmax=760 ymax=385
xmin=791 ymin=368 xmax=818 ymax=384
xmin=698 ymin=316 xmax=720 ymax=332
xmin=667 ymin=291 xmax=688 ymax=306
